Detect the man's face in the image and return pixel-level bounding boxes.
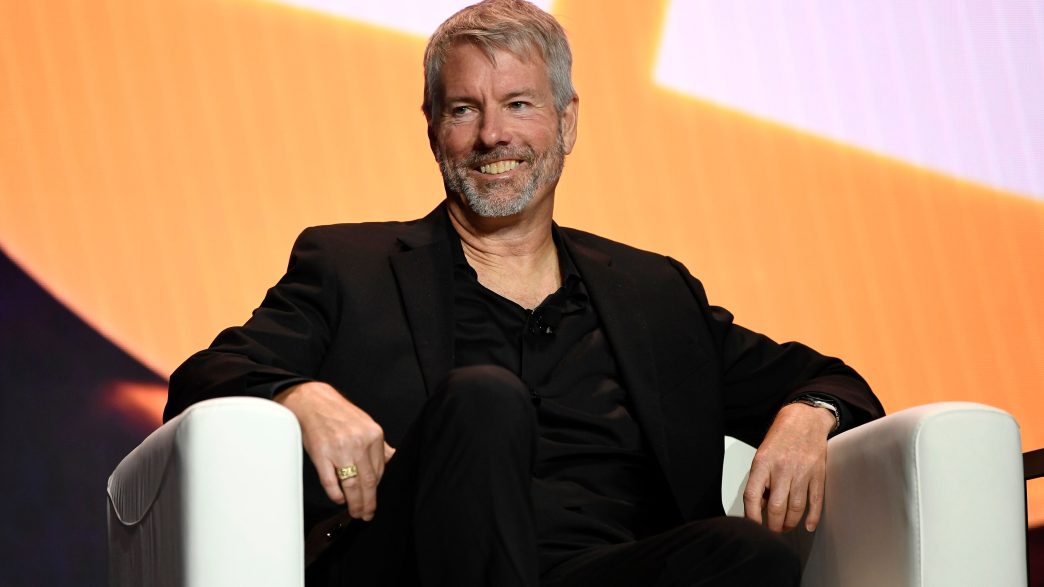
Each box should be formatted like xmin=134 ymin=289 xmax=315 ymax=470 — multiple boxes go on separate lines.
xmin=430 ymin=42 xmax=577 ymax=218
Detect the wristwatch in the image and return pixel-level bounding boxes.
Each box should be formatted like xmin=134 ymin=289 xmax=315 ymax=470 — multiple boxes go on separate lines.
xmin=789 ymin=395 xmax=841 ymax=433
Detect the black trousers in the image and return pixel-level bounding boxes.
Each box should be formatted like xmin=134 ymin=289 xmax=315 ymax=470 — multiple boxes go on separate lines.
xmin=307 ymin=366 xmax=800 ymax=587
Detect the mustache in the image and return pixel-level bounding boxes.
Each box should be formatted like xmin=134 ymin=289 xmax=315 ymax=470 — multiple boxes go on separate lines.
xmin=460 ymin=147 xmax=535 ymax=168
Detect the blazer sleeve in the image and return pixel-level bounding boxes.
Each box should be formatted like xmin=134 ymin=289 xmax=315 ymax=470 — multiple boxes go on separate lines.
xmin=164 ymin=227 xmax=339 ymax=421
xmin=667 ymin=258 xmax=885 ymax=446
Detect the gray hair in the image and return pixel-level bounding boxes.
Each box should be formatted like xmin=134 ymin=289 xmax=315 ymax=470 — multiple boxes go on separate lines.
xmin=422 ymin=0 xmax=576 ymax=120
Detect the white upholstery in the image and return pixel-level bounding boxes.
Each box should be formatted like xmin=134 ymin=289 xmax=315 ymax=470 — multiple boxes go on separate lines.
xmin=721 ymin=435 xmax=757 ymax=517
xmin=108 ymin=399 xmax=1026 ymax=586
xmin=723 ymin=402 xmax=1027 ymax=587
xmin=107 ymin=397 xmax=304 ymax=587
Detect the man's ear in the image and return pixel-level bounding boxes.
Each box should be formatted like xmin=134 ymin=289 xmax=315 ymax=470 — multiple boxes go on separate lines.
xmin=560 ymin=94 xmax=579 ymax=155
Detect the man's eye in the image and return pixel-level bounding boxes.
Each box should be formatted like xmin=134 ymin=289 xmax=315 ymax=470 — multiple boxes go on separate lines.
xmin=451 ymin=106 xmax=471 ymax=116
xmin=508 ymin=101 xmax=529 ymax=110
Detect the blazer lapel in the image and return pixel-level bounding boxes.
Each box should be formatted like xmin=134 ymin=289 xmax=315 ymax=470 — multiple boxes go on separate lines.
xmin=390 ymin=206 xmax=455 ymax=396
xmin=563 ymin=232 xmax=670 ymax=472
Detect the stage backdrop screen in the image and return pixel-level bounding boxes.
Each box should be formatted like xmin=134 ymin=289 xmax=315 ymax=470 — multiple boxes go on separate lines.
xmin=1 ymin=1 xmax=1041 ymax=584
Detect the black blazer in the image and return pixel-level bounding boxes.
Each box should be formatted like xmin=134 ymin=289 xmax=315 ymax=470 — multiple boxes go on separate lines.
xmin=166 ymin=204 xmax=883 ymax=522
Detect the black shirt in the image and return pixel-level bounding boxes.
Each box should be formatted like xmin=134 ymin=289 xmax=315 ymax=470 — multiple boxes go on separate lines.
xmin=450 ymin=227 xmax=674 ymax=571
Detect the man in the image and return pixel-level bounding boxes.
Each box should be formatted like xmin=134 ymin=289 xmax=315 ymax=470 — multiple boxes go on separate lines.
xmin=165 ymin=1 xmax=884 ymax=585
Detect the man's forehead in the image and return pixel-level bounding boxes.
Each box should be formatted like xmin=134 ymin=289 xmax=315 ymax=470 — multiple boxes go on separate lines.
xmin=444 ymin=38 xmax=545 ymax=72
xmin=436 ymin=42 xmax=549 ymax=100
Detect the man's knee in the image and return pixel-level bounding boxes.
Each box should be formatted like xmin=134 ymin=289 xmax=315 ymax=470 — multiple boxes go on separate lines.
xmin=672 ymin=517 xmax=801 ymax=586
xmin=724 ymin=517 xmax=801 ymax=580
xmin=429 ymin=365 xmax=536 ymax=436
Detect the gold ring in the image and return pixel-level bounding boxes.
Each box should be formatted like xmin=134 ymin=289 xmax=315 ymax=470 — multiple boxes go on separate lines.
xmin=335 ymin=464 xmax=359 ymax=481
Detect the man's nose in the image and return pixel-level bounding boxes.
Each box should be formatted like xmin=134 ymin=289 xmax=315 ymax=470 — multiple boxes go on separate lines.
xmin=477 ymin=108 xmax=512 ymax=148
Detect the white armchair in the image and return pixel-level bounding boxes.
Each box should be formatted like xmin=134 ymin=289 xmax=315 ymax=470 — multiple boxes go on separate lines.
xmin=107 ymin=397 xmax=304 ymax=587
xmin=721 ymin=402 xmax=1027 ymax=586
xmin=109 ymin=400 xmax=1027 ymax=586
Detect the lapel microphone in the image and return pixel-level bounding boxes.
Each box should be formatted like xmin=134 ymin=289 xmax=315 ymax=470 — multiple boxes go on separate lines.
xmin=528 ymin=306 xmax=563 ymax=336
xmin=527 ymin=274 xmax=581 ymax=337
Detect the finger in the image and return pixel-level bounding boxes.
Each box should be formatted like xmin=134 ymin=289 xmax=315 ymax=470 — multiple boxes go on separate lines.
xmin=783 ymin=476 xmax=809 ymax=532
xmin=370 ymin=437 xmax=386 ymax=482
xmin=332 ymin=452 xmax=366 ymax=518
xmin=804 ymin=472 xmax=825 ymax=532
xmin=352 ymin=458 xmax=380 ymax=522
xmin=316 ymin=457 xmax=347 ymax=505
xmin=384 ymin=442 xmax=396 ymax=463
xmin=764 ymin=481 xmax=790 ymax=533
xmin=301 ymin=432 xmax=349 ymax=505
xmin=742 ymin=465 xmax=770 ymax=525
xmin=340 ymin=466 xmax=366 ymax=519
xmin=357 ymin=442 xmax=386 ymax=521
xmin=762 ymin=460 xmax=797 ymax=533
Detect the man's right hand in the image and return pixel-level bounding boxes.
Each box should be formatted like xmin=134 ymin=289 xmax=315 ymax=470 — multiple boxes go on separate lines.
xmin=274 ymin=381 xmax=395 ymax=522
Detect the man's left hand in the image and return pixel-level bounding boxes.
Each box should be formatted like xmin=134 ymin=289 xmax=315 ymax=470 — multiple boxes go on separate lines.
xmin=742 ymin=402 xmax=836 ymax=533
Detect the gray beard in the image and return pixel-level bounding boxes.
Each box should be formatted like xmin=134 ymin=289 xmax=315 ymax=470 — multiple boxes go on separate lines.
xmin=444 ymin=161 xmax=538 ymax=217
xmin=439 ymin=133 xmax=565 ymax=218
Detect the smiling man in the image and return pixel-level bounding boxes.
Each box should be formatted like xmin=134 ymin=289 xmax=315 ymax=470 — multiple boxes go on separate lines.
xmin=433 ymin=41 xmax=571 ymax=223
xmin=165 ymin=1 xmax=883 ymax=585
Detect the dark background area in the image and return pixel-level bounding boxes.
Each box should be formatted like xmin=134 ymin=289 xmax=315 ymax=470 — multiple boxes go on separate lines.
xmin=1 ymin=248 xmax=160 ymax=586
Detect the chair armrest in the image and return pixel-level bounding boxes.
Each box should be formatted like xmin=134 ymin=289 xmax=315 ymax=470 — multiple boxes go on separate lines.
xmin=802 ymin=401 xmax=1026 ymax=587
xmin=107 ymin=397 xmax=304 ymax=587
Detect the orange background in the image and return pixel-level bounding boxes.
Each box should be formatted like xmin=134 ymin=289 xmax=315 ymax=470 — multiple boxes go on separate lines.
xmin=1 ymin=0 xmax=1041 ymax=523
